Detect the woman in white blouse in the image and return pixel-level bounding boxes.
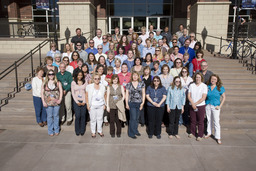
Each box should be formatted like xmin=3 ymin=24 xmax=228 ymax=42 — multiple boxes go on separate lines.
xmin=32 ymin=66 xmax=47 ymax=127
xmin=85 ymin=73 xmax=106 ymax=138
xmin=188 ymin=72 xmax=208 ymax=141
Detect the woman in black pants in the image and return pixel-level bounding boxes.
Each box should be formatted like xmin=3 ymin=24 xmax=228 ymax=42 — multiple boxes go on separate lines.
xmin=166 ymin=76 xmax=186 ymax=139
xmin=146 ymin=76 xmax=167 ymax=139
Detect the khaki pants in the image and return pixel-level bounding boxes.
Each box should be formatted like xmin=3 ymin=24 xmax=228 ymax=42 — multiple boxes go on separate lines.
xmin=59 ymin=91 xmax=72 ymax=122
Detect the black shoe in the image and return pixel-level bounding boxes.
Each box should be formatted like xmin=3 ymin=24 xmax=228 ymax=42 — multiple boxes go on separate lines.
xmin=156 ymin=135 xmax=161 ymax=139
xmin=67 ymin=121 xmax=72 ymax=126
xmin=136 ymin=133 xmax=141 ymax=136
xmin=76 ymin=134 xmax=80 ymax=136
xmin=130 ymin=136 xmax=137 ymax=139
xmin=81 ymin=133 xmax=84 ymax=136
xmin=60 ymin=121 xmax=65 ymax=125
xmin=111 ymin=135 xmax=115 ymax=138
xmin=141 ymin=124 xmax=145 ymax=127
xmin=117 ymin=134 xmax=121 ymax=138
xmin=148 ymin=135 xmax=153 ymax=139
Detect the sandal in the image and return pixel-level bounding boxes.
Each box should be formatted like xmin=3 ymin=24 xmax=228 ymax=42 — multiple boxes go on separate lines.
xmin=98 ymin=133 xmax=104 ymax=137
xmin=217 ymin=139 xmax=222 ymax=145
xmin=91 ymin=134 xmax=96 ymax=138
xmin=168 ymin=135 xmax=173 ymax=139
xmin=204 ymin=134 xmax=211 ymax=139
xmin=55 ymin=133 xmax=59 ymax=136
xmin=49 ymin=134 xmax=54 ymax=137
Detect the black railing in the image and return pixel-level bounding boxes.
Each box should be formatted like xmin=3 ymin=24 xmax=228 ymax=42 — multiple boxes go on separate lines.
xmin=0 ymin=38 xmax=51 ymax=110
xmin=0 ymin=30 xmax=94 ymax=111
xmin=195 ymin=32 xmax=256 ymax=75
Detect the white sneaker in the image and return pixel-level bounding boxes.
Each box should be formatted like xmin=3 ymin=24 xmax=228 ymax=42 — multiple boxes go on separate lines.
xmin=196 ymin=137 xmax=202 ymax=141
xmin=188 ymin=134 xmax=192 ymax=138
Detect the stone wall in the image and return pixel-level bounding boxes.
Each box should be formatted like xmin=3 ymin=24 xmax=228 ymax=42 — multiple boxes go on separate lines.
xmin=58 ymin=1 xmax=96 ymax=42
xmin=97 ymin=18 xmax=107 ymax=35
xmin=190 ymin=1 xmax=231 ymax=52
xmin=0 ymin=38 xmax=49 ymax=55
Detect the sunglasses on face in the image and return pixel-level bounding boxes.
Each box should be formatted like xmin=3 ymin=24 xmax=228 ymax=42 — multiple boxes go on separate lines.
xmin=176 ymin=62 xmax=181 ymax=64
xmin=155 ymin=50 xmax=160 ymax=51
xmin=173 ymin=42 xmax=177 ymax=43
xmin=48 ymin=73 xmax=55 ymax=76
xmin=89 ymin=42 xmax=94 ymax=44
xmin=182 ymin=71 xmax=187 ymax=73
xmin=97 ymin=48 xmax=103 ymax=50
xmin=76 ymin=44 xmax=81 ymax=46
xmin=63 ymin=60 xmax=69 ymax=62
xmin=103 ymin=37 xmax=107 ymax=39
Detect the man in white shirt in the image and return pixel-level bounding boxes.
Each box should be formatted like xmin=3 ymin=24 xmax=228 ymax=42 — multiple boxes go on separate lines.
xmin=146 ymin=25 xmax=156 ymax=37
xmin=93 ymin=28 xmax=103 ymax=48
xmin=95 ymin=44 xmax=107 ymax=61
xmin=139 ymin=26 xmax=148 ymax=47
xmin=189 ymin=32 xmax=197 ymax=49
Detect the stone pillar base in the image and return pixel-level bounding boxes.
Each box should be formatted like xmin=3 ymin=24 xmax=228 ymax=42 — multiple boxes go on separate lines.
xmin=57 ymin=1 xmax=96 ymax=43
xmin=190 ymin=1 xmax=231 ymax=52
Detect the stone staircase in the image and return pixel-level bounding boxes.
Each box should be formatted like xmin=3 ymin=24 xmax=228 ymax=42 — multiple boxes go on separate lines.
xmin=0 ymin=51 xmax=256 ymax=133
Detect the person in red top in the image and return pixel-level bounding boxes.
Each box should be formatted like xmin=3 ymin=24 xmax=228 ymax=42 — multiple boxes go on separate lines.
xmin=70 ymin=51 xmax=80 ymax=69
xmin=118 ymin=63 xmax=131 ymax=89
xmin=106 ymin=66 xmax=114 ymax=85
xmin=192 ymin=50 xmax=205 ymax=73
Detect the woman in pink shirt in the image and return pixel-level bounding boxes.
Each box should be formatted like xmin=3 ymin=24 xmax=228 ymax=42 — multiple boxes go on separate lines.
xmin=71 ymin=70 xmax=87 ymax=136
xmin=170 ymin=46 xmax=183 ymax=62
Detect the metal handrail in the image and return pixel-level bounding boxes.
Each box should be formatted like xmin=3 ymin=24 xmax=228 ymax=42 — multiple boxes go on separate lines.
xmin=0 ymin=30 xmax=94 ymax=110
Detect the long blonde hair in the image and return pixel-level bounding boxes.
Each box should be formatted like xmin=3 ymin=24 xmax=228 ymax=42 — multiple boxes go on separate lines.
xmin=44 ymin=69 xmax=58 ymax=87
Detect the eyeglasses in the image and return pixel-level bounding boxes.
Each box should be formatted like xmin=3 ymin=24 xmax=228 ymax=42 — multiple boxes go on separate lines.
xmin=154 ymin=80 xmax=160 ymax=82
xmin=76 ymin=44 xmax=81 ymax=46
xmin=172 ymin=42 xmax=177 ymax=43
xmin=97 ymin=48 xmax=103 ymax=50
xmin=48 ymin=73 xmax=55 ymax=76
xmin=155 ymin=50 xmax=160 ymax=51
xmin=89 ymin=42 xmax=94 ymax=44
xmin=94 ymin=78 xmax=100 ymax=80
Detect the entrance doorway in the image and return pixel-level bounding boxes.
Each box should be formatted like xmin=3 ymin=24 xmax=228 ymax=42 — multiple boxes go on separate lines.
xmin=109 ymin=16 xmax=171 ymax=34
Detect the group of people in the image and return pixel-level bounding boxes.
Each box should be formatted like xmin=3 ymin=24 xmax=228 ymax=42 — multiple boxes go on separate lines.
xmin=32 ymin=25 xmax=226 ymax=144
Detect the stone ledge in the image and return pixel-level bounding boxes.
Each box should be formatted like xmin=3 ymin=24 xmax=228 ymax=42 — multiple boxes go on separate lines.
xmin=57 ymin=1 xmax=96 ymax=10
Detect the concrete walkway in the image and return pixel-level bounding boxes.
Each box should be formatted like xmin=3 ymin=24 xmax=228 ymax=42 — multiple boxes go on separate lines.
xmin=0 ymin=125 xmax=255 ymax=171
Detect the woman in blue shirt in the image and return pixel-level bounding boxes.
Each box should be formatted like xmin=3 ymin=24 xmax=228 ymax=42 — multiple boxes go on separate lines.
xmin=205 ymin=74 xmax=226 ymax=145
xmin=166 ymin=76 xmax=186 ymax=139
xmin=146 ymin=76 xmax=167 ymax=139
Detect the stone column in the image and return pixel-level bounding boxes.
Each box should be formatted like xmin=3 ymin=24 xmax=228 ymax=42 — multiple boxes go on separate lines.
xmin=57 ymin=0 xmax=96 ymax=43
xmin=190 ymin=1 xmax=231 ymax=52
xmin=95 ymin=0 xmax=107 ymax=35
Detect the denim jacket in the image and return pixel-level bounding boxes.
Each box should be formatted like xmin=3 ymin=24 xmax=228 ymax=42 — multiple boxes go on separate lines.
xmin=166 ymin=86 xmax=186 ymax=109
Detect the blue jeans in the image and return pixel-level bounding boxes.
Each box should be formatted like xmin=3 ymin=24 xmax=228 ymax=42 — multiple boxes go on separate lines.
xmin=46 ymin=105 xmax=60 ymax=135
xmin=33 ymin=96 xmax=47 ymax=123
xmin=128 ymin=102 xmax=141 ymax=137
xmin=73 ymin=101 xmax=87 ymax=135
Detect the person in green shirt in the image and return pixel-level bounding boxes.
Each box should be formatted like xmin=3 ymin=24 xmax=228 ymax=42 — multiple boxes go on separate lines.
xmin=57 ymin=62 xmax=73 ymax=126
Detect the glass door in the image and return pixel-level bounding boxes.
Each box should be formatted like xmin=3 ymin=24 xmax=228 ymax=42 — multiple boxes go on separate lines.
xmin=122 ymin=17 xmax=132 ymax=35
xmin=133 ymin=17 xmax=146 ymax=33
xmin=160 ymin=17 xmax=171 ymax=31
xmin=147 ymin=17 xmax=157 ymax=32
xmin=109 ymin=17 xmax=120 ymax=35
